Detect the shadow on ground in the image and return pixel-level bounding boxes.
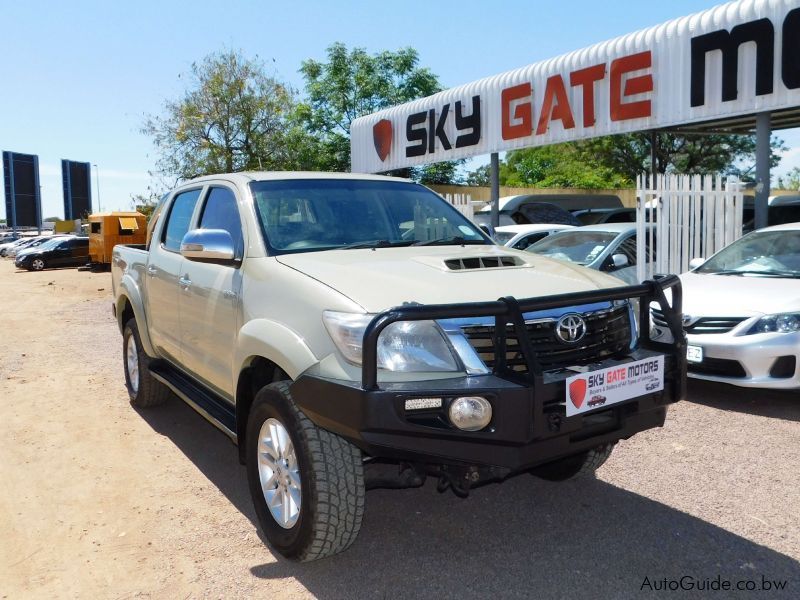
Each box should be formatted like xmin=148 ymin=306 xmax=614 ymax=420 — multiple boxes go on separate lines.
xmin=138 ymin=395 xmax=799 ymax=599
xmin=687 ymin=379 xmax=800 ymax=422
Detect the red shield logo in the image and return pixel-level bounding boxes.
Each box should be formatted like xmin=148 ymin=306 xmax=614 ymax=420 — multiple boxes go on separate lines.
xmin=373 ymin=119 xmax=393 ymax=161
xmin=569 ymin=379 xmax=587 ymax=409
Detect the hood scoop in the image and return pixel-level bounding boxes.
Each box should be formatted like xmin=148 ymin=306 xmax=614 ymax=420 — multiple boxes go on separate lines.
xmin=444 ymin=255 xmax=524 ymax=271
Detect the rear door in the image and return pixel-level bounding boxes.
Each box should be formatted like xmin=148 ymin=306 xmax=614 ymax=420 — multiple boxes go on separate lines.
xmin=145 ymin=188 xmax=203 ymax=365
xmin=179 ymin=185 xmax=244 ymax=398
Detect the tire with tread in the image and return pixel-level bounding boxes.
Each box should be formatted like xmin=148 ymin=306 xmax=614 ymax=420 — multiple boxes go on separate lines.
xmin=246 ymin=381 xmax=365 ymax=561
xmin=123 ymin=318 xmax=170 ymax=408
xmin=530 ymin=443 xmax=616 ymax=481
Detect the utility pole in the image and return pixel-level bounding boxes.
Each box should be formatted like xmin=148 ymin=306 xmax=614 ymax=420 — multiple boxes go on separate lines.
xmin=93 ymin=164 xmax=102 ymax=212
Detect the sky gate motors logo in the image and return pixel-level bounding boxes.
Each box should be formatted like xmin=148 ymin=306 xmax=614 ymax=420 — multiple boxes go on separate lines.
xmin=371 ymin=50 xmax=654 ymax=162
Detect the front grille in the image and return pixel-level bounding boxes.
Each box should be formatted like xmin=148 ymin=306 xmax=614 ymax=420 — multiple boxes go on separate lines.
xmin=688 ymin=357 xmax=747 ymax=378
xmin=461 ymin=306 xmax=631 ymax=373
xmin=652 ymin=308 xmax=746 ymax=334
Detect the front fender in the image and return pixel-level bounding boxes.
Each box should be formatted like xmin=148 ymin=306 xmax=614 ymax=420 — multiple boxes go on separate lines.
xmin=116 ymin=276 xmax=156 ymax=358
xmin=235 ymin=319 xmax=319 ymax=381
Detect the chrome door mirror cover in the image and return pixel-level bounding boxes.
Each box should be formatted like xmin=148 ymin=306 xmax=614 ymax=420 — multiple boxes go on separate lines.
xmin=180 ymin=229 xmax=238 ymax=264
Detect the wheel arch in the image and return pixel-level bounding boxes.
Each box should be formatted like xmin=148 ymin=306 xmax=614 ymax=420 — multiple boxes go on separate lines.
xmin=116 ymin=288 xmax=156 ymax=357
xmin=235 ymin=356 xmax=292 ymax=464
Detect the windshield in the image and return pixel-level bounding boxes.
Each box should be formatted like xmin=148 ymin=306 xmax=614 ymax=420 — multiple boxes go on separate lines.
xmin=250 ymin=179 xmax=490 ymax=253
xmin=696 ymin=230 xmax=800 ymax=277
xmin=526 ymin=231 xmax=618 ymax=265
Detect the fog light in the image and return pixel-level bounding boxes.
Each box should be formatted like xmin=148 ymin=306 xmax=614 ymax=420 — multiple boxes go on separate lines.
xmin=448 ymin=396 xmax=492 ymax=431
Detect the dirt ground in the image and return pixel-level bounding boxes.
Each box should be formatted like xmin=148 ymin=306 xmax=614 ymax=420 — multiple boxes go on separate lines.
xmin=1 ymin=259 xmax=799 ymax=599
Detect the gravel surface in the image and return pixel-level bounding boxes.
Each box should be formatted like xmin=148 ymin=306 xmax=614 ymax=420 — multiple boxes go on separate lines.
xmin=0 ymin=260 xmax=798 ymax=599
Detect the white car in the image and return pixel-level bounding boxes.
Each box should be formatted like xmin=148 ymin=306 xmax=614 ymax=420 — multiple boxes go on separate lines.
xmin=493 ymin=224 xmax=574 ymax=250
xmin=652 ymin=223 xmax=800 ymax=389
xmin=525 ymin=223 xmax=654 ymax=285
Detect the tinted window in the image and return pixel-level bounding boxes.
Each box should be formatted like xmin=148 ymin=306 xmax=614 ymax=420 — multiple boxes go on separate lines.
xmin=163 ymin=190 xmax=202 ymax=252
xmin=615 ymin=236 xmax=638 ymax=265
xmin=199 ymin=187 xmax=244 ymax=259
xmin=513 ymin=232 xmax=547 ymax=249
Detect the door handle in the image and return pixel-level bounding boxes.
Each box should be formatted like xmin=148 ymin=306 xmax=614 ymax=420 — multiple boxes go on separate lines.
xmin=146 ymin=265 xmax=157 ymax=276
xmin=179 ymin=275 xmax=192 ymax=289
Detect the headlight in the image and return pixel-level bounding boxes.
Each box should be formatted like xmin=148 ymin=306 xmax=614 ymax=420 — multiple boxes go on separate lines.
xmin=323 ymin=311 xmax=460 ymax=372
xmin=747 ymin=313 xmax=800 ymax=334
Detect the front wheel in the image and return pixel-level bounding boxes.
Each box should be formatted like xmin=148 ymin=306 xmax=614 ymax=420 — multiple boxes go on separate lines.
xmin=530 ymin=443 xmax=616 ymax=481
xmin=246 ymin=381 xmax=365 ymax=561
xmin=31 ymin=258 xmax=45 ymax=271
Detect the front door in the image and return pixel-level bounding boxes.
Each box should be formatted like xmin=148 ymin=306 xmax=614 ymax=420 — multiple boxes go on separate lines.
xmin=179 ymin=185 xmax=244 ymax=399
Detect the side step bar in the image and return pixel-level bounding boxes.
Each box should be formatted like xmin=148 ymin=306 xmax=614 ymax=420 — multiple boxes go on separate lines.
xmin=149 ymin=362 xmax=237 ymax=441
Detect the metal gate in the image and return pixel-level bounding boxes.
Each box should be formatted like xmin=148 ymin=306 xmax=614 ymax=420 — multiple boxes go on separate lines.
xmin=636 ymin=174 xmax=744 ymax=282
xmin=443 ymin=193 xmax=473 ymax=219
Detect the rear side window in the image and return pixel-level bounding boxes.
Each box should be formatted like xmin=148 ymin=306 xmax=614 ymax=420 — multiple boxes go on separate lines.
xmin=513 ymin=232 xmax=547 ymax=249
xmin=199 ymin=187 xmax=244 ymax=259
xmin=162 ymin=189 xmax=202 ymax=252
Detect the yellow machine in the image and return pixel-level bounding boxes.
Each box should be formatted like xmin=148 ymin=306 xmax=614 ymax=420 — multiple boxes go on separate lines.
xmin=88 ymin=212 xmax=147 ymax=266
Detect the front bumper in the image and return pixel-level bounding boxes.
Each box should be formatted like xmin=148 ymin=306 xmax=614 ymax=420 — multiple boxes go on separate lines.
xmin=686 ymin=329 xmax=800 ymax=389
xmin=291 ymin=350 xmax=680 ymax=473
xmin=291 ymin=276 xmax=686 ymax=474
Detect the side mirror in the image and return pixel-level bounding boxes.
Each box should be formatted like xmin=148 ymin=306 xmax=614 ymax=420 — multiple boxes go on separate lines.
xmin=181 ymin=229 xmax=238 ymax=264
xmin=611 ymin=253 xmax=629 ymax=269
xmin=689 ymin=257 xmax=705 ymax=270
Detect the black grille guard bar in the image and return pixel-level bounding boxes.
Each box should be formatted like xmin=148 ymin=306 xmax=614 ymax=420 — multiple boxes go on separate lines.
xmin=362 ymin=274 xmax=686 ymax=392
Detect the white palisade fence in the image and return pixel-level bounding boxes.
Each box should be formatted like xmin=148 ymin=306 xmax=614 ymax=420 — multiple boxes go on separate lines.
xmin=636 ymin=174 xmax=743 ymax=282
xmin=444 ymin=193 xmax=473 ymax=219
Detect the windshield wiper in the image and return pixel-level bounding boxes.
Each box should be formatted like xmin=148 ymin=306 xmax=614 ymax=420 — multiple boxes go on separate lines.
xmin=709 ymin=269 xmax=800 ymax=278
xmin=340 ymin=240 xmax=415 ymax=250
xmin=413 ymin=236 xmax=487 ymax=246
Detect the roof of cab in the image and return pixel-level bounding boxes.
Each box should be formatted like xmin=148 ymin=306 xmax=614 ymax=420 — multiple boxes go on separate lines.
xmin=181 ymin=171 xmax=413 ymax=186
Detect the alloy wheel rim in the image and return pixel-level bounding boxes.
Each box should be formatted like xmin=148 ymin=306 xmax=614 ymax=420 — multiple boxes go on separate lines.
xmin=33 ymin=259 xmax=44 ymax=270
xmin=257 ymin=418 xmax=301 ymax=529
xmin=126 ymin=334 xmax=139 ymax=394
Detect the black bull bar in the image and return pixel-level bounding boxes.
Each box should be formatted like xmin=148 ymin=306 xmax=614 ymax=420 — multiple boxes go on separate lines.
xmin=361 ymin=274 xmax=687 ymax=394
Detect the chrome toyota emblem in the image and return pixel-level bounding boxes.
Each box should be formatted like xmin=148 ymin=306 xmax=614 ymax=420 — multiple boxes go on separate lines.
xmin=556 ymin=314 xmax=587 ymax=343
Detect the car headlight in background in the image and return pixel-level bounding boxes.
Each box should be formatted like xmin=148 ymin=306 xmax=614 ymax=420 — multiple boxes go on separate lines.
xmin=323 ymin=311 xmax=461 ymax=372
xmin=747 ymin=313 xmax=800 ymax=334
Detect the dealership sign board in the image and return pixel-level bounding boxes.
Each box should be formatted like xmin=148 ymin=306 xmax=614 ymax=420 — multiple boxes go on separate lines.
xmin=351 ymin=0 xmax=800 ymax=173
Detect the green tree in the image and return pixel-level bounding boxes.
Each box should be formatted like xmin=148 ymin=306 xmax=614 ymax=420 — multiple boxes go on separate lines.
xmin=776 ymin=167 xmax=800 ymax=190
xmin=578 ymin=132 xmax=785 ymax=183
xmin=470 ymin=144 xmax=629 ymax=189
xmin=298 ymin=43 xmax=461 ymax=180
xmin=143 ymin=50 xmax=299 ymax=180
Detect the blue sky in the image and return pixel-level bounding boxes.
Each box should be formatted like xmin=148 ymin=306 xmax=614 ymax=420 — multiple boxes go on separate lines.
xmin=1 ymin=0 xmax=798 ymax=219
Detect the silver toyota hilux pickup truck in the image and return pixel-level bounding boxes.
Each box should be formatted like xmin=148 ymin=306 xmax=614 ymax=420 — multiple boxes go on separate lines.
xmin=111 ymin=172 xmax=685 ymax=561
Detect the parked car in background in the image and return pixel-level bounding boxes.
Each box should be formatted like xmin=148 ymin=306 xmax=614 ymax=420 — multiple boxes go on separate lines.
xmin=6 ymin=235 xmax=75 ymax=258
xmin=493 ymin=224 xmax=575 ymax=250
xmin=573 ymin=208 xmax=636 ymax=225
xmin=652 ymin=223 xmax=800 ymax=389
xmin=525 ymin=223 xmax=654 ymax=285
xmin=475 ymin=196 xmax=582 ymax=226
xmin=1 ymin=236 xmax=48 ymax=257
xmin=742 ymin=195 xmax=800 ymax=233
xmin=15 ymin=236 xmax=88 ymax=271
